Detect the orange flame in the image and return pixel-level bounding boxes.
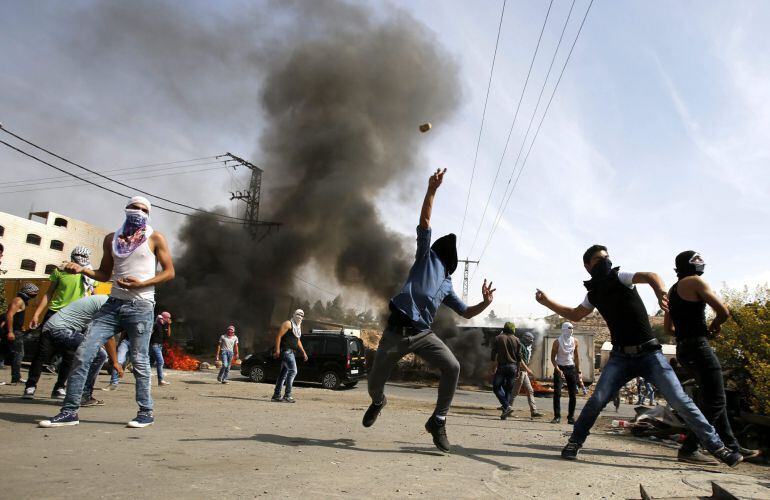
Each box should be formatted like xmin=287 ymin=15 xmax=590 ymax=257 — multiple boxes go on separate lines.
xmin=164 ymin=343 xmax=200 ymax=371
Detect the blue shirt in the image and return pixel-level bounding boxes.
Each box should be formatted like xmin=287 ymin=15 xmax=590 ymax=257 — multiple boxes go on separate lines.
xmin=390 ymin=226 xmax=468 ymax=330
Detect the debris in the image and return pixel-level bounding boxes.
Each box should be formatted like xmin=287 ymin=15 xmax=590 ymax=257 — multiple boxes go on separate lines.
xmin=419 ymin=123 xmax=431 ymax=133
xmin=637 ymin=481 xmax=739 ymax=500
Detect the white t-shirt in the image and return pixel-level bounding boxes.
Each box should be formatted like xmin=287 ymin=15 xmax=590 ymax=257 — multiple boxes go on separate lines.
xmin=580 ymin=271 xmax=636 ymax=310
xmin=219 ymin=335 xmax=239 ymax=351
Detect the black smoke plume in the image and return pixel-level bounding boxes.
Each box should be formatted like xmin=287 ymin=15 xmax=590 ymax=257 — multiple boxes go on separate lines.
xmin=162 ymin=1 xmax=461 ymax=348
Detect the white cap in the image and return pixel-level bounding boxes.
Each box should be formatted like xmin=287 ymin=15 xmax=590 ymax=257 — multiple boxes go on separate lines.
xmin=126 ymin=196 xmax=152 ymax=213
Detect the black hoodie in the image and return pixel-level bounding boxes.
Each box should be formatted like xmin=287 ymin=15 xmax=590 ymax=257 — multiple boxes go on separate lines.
xmin=431 ymin=233 xmax=457 ymax=276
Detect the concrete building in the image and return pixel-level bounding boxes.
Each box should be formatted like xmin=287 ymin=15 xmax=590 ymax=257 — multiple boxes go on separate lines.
xmin=0 ymin=210 xmax=109 ymax=279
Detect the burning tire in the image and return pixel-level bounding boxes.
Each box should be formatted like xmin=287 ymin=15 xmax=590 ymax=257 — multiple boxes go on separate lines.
xmin=321 ymin=371 xmax=341 ymax=390
xmin=249 ymin=366 xmax=265 ymax=383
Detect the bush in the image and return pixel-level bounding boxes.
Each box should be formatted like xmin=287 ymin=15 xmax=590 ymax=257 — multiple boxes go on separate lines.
xmin=711 ymin=285 xmax=770 ymax=415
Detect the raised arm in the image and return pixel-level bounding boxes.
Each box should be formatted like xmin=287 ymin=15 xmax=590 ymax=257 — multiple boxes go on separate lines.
xmin=632 ymin=272 xmax=668 ymax=312
xmin=535 ymin=289 xmax=592 ymax=322
xmin=30 ymin=284 xmax=57 ymax=329
xmin=461 ymin=279 xmax=495 ymax=319
xmin=63 ymin=234 xmax=114 ymax=282
xmin=419 ymin=168 xmax=446 ymax=229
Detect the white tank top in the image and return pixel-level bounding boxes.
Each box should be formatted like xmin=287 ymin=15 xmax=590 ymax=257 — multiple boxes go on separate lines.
xmin=556 ymin=335 xmax=575 ymax=366
xmin=110 ymin=226 xmax=156 ymax=301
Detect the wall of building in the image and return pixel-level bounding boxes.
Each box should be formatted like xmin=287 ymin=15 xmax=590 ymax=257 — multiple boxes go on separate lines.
xmin=0 ymin=211 xmax=109 ymax=279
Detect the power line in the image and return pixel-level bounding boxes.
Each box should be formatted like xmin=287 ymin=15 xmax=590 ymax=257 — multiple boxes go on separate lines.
xmin=0 ymin=125 xmax=246 ymax=221
xmin=292 ymin=274 xmax=337 ymax=298
xmin=0 ymin=163 xmax=233 ymax=195
xmin=465 ymin=0 xmax=555 ymax=257
xmin=475 ymin=0 xmax=595 ymax=267
xmin=0 ymin=139 xmax=248 ymax=224
xmin=458 ymin=0 xmax=508 ymax=248
xmin=1 ymin=159 xmax=231 ymax=189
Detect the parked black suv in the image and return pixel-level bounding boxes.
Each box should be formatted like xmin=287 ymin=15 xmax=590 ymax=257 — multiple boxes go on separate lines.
xmin=240 ymin=330 xmax=367 ymax=390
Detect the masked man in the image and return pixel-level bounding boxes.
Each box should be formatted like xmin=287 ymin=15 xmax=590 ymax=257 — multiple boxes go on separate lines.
xmin=665 ymin=251 xmax=759 ymax=464
xmin=363 ymin=168 xmax=495 ymax=453
xmin=535 ymin=244 xmax=741 ymax=467
xmin=4 ymin=283 xmax=39 ymax=384
xmin=40 ymin=196 xmax=174 ymax=428
xmin=30 ymin=246 xmax=94 ymax=330
xmin=272 ymin=309 xmax=307 ymax=403
xmin=550 ymin=322 xmax=581 ymax=424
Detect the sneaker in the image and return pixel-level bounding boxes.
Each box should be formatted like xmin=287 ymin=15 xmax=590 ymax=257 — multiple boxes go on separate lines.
xmin=159 ymin=380 xmax=170 ymax=387
xmin=102 ymin=384 xmax=119 ymax=391
xmin=221 ymin=380 xmax=229 ymax=384
xmin=550 ymin=417 xmax=561 ymax=424
xmin=81 ymin=397 xmax=105 ymax=407
xmin=500 ymin=407 xmax=514 ymax=420
xmin=677 ymin=449 xmax=719 ymax=465
xmin=216 ymin=377 xmax=222 ymax=383
xmin=51 ymin=388 xmax=66 ymax=399
xmin=712 ymin=447 xmax=743 ymax=468
xmin=736 ymin=447 xmax=761 ymax=460
xmin=362 ymin=396 xmax=387 ymax=428
xmin=425 ymin=416 xmax=450 ymax=453
xmin=127 ymin=412 xmax=154 ymax=428
xmin=271 ymin=395 xmax=282 ymax=402
xmin=531 ymin=410 xmax=543 ymax=418
xmin=22 ymin=386 xmax=36 ymax=399
xmin=561 ymin=441 xmax=582 ymax=460
xmin=496 ymin=405 xmax=504 ymax=410
xmin=39 ymin=411 xmax=79 ymax=428
xmin=283 ymin=396 xmax=296 ymax=403
xmin=567 ymin=416 xmax=575 ymax=425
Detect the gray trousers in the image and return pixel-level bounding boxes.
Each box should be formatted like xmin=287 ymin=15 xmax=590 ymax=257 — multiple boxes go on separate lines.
xmin=368 ymin=327 xmax=460 ymax=417
xmin=511 ymin=371 xmax=538 ymax=412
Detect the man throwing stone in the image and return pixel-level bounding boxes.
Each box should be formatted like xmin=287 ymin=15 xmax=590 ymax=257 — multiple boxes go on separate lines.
xmin=535 ymin=244 xmax=741 ymax=466
xmin=363 ymin=168 xmax=495 ymax=453
xmin=40 ymin=196 xmax=174 ymax=428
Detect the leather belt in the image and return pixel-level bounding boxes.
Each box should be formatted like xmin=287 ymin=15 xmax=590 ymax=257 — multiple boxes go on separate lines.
xmin=612 ymin=338 xmax=661 ymax=355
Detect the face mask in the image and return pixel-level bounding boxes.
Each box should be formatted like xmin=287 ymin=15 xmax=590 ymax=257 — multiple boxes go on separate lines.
xmin=125 ymin=208 xmax=149 ymax=226
xmin=589 ymin=257 xmax=613 ymax=279
xmin=675 ymin=251 xmax=706 ymax=277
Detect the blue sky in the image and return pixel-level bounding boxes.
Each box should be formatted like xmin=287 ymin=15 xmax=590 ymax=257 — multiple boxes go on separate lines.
xmin=1 ymin=0 xmax=768 ymax=317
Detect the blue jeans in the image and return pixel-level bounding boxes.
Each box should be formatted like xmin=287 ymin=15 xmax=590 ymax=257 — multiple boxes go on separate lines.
xmin=110 ymin=339 xmax=130 ymax=385
xmin=273 ymin=350 xmax=297 ymax=398
xmin=637 ymin=378 xmax=655 ymax=405
xmin=570 ymin=349 xmax=724 ymax=452
xmin=62 ymin=298 xmax=154 ymax=414
xmin=492 ymin=363 xmax=518 ymax=409
xmin=83 ymin=348 xmax=108 ymax=400
xmin=149 ymin=343 xmax=165 ymax=381
xmin=218 ymin=350 xmax=233 ymax=381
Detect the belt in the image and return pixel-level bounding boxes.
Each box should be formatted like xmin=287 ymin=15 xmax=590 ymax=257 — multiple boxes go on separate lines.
xmin=388 ymin=324 xmax=422 ymax=337
xmin=612 ymin=338 xmax=661 ymax=355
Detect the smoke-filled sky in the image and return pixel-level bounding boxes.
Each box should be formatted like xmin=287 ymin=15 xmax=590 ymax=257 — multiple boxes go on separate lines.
xmin=1 ymin=0 xmax=769 ymax=319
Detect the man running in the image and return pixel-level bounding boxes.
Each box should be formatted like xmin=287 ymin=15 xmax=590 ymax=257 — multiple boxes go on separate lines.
xmin=550 ymin=322 xmax=581 ymax=424
xmin=4 ymin=283 xmax=39 ymax=384
xmin=363 ymin=168 xmax=496 ymax=453
xmin=40 ymin=196 xmax=174 ymax=428
xmin=510 ymin=331 xmax=543 ymax=418
xmin=535 ymin=244 xmax=741 ymax=466
xmin=272 ymin=310 xmax=307 ymax=402
xmin=666 ymin=250 xmax=759 ymax=464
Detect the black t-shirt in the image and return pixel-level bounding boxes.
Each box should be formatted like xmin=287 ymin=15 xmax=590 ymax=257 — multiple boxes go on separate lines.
xmin=150 ymin=320 xmax=169 ymax=345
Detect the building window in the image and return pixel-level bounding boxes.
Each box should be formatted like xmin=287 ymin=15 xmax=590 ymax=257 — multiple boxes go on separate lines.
xmin=44 ymin=264 xmax=58 ymax=275
xmin=0 ymin=225 xmax=4 ymax=237
xmin=50 ymin=240 xmax=64 ymax=251
xmin=21 ymin=259 xmax=36 ymax=272
xmin=54 ymin=217 xmax=68 ymax=228
xmin=26 ymin=234 xmax=42 ymax=245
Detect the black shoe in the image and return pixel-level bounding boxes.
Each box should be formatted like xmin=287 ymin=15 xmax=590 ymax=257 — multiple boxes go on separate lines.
xmin=677 ymin=449 xmax=719 ymax=465
xmin=362 ymin=396 xmax=387 ymax=427
xmin=270 ymin=395 xmax=282 ymax=402
xmin=712 ymin=447 xmax=743 ymax=468
xmin=500 ymin=407 xmax=514 ymax=420
xmin=736 ymin=447 xmax=761 ymax=460
xmin=425 ymin=416 xmax=450 ymax=453
xmin=567 ymin=416 xmax=575 ymax=425
xmin=561 ymin=441 xmax=581 ymax=460
xmin=531 ymin=411 xmax=543 ymax=418
xmin=550 ymin=417 xmax=561 ymax=424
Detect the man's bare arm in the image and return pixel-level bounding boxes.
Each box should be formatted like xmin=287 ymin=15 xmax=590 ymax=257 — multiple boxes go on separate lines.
xmin=694 ymin=278 xmax=730 ymax=334
xmin=535 ymin=289 xmax=592 ymax=322
xmin=462 ymin=279 xmax=495 ymax=319
xmin=274 ymin=321 xmax=290 ymax=358
xmin=664 ymin=311 xmax=675 ymax=337
xmin=419 ymin=168 xmax=446 ymax=229
xmin=31 ymin=285 xmax=56 ymax=329
xmin=574 ymin=338 xmax=581 ymax=374
xmin=6 ymin=297 xmax=23 ymax=339
xmin=632 ymin=272 xmax=668 ymax=312
xmin=550 ymin=340 xmax=562 ymax=377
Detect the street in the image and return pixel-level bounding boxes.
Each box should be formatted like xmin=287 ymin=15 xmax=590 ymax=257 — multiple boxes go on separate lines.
xmin=0 ymin=368 xmax=767 ymax=499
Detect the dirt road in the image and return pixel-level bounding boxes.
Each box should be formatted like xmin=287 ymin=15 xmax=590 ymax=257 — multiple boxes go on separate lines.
xmin=1 ymin=369 xmax=767 ymax=499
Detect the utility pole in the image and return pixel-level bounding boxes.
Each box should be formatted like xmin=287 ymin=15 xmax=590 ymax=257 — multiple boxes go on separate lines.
xmin=220 ymin=152 xmax=281 ymax=240
xmin=458 ymin=258 xmax=479 ymax=304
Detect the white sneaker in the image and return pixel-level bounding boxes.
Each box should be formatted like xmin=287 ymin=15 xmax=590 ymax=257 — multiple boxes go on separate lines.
xmin=51 ymin=387 xmax=66 ymax=399
xmin=23 ymin=387 xmax=36 ymax=399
